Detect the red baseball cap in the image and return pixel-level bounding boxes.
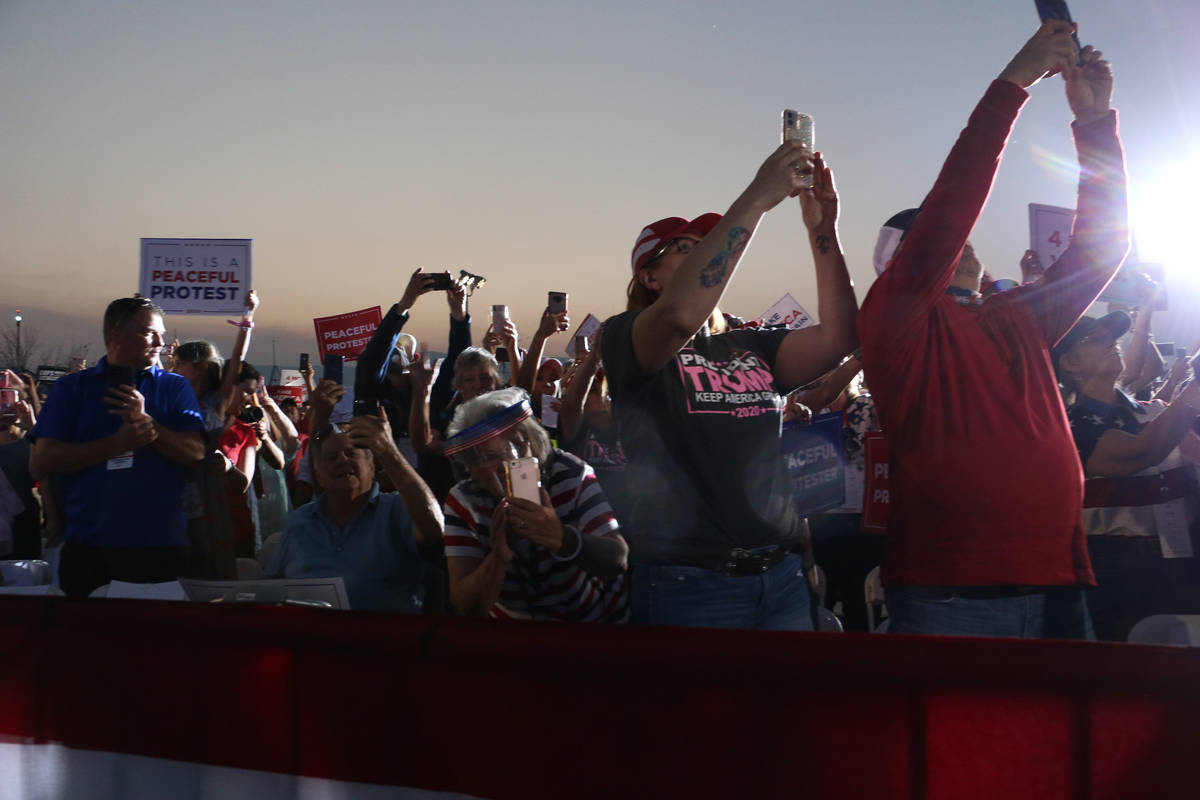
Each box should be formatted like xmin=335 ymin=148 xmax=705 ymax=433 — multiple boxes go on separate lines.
xmin=630 ymin=213 xmax=723 ymax=274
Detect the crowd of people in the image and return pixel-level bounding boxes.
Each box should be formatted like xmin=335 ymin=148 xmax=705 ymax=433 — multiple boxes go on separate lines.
xmin=4 ymin=22 xmax=1200 ymax=643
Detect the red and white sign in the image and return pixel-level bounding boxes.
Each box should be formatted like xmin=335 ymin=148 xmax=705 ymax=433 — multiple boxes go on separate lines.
xmin=312 ymin=306 xmax=382 ymax=362
xmin=861 ymin=432 xmax=890 ymax=532
xmin=268 ymin=368 xmax=306 ymax=403
xmin=760 ymin=293 xmax=815 ymax=329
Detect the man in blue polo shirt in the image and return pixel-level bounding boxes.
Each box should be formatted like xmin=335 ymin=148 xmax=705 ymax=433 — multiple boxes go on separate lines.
xmin=32 ymin=297 xmax=205 ymax=596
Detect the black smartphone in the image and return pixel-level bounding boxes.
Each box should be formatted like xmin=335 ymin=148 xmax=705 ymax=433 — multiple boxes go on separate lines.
xmin=548 ymin=291 xmax=568 ymax=315
xmin=429 ymin=272 xmax=454 ymax=291
xmin=1156 ymin=342 xmax=1176 ymax=358
xmin=353 ymin=397 xmax=380 ymax=417
xmin=106 ymin=364 xmax=135 ymax=389
xmin=1033 ymin=0 xmax=1083 ymax=63
xmin=299 ymin=352 xmax=310 ymax=371
xmin=324 ymin=354 xmax=344 ymax=385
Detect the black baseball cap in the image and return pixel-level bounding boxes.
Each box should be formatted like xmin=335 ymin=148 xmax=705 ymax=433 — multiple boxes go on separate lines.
xmin=1051 ymin=311 xmax=1132 ymax=375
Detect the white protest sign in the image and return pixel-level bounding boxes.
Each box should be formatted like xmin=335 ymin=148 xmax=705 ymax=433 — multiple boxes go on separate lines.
xmin=140 ymin=238 xmax=251 ymax=315
xmin=760 ymin=293 xmax=814 ymax=329
xmin=1028 ymin=204 xmax=1074 ymax=270
xmin=566 ymin=313 xmax=603 ymax=359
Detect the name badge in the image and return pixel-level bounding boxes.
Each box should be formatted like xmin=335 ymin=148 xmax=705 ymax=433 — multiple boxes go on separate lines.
xmin=107 ymin=452 xmax=134 ymax=471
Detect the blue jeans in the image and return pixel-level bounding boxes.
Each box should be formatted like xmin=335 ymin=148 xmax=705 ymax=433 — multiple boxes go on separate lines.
xmin=631 ymin=553 xmax=814 ymax=631
xmin=885 ymin=585 xmax=1094 ymax=640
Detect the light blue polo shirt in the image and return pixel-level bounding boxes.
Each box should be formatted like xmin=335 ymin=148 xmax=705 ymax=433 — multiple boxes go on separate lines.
xmin=265 ymin=483 xmax=427 ymax=613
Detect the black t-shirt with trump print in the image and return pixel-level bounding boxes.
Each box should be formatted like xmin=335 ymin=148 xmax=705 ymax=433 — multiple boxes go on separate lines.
xmin=602 ymin=309 xmax=803 ymax=567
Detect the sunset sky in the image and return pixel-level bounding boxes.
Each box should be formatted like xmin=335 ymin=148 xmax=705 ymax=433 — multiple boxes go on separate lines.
xmin=3 ymin=0 xmax=1198 ymax=374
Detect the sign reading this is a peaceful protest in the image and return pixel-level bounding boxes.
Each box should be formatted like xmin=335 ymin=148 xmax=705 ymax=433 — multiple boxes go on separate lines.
xmin=139 ymin=239 xmax=252 ymax=315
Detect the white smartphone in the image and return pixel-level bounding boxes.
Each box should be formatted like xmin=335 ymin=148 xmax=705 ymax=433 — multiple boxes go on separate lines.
xmin=504 ymin=456 xmax=541 ymax=503
xmin=781 ymin=109 xmax=815 ymax=189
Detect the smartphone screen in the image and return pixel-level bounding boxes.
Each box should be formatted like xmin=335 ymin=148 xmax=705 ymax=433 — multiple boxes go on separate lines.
xmin=1156 ymin=342 xmax=1176 ymax=358
xmin=429 ymin=272 xmax=454 ymax=291
xmin=324 ymin=354 xmax=344 ymax=385
xmin=504 ymin=457 xmax=541 ymax=503
xmin=300 ymin=353 xmax=310 ymax=371
xmin=492 ymin=304 xmax=509 ymax=333
xmin=548 ymin=292 xmax=568 ymax=315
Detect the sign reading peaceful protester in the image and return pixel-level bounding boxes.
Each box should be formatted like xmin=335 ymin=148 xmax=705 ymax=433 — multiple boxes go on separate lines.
xmin=312 ymin=307 xmax=382 ymax=362
xmin=780 ymin=411 xmax=846 ymax=516
xmin=139 ymin=239 xmax=251 ymax=315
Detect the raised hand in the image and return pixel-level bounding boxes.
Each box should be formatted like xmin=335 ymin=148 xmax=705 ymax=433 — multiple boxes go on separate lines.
xmin=505 ymin=489 xmax=566 ymax=553
xmin=409 ymin=356 xmax=443 ymax=391
xmin=1064 ymin=44 xmax=1113 ymax=124
xmin=399 ymin=269 xmax=440 ymax=312
xmin=447 ymin=278 xmax=468 ymax=322
xmin=998 ymin=20 xmax=1079 ymax=89
xmin=798 ymin=152 xmax=838 ymax=234
xmin=744 ymin=140 xmax=815 ymax=211
xmin=345 ymin=410 xmax=397 ymax=456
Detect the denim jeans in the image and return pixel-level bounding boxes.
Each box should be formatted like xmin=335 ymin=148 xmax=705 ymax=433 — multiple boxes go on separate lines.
xmin=884 ymin=585 xmax=1094 ymax=640
xmin=631 ymin=553 xmax=815 ymax=631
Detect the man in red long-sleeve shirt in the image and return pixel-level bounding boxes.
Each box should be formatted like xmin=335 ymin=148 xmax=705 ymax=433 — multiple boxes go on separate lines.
xmin=858 ymin=21 xmax=1129 ymax=639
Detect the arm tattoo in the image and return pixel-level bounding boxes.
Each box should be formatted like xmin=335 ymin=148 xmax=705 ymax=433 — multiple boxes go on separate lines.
xmin=815 ymin=234 xmax=831 ymax=255
xmin=699 ymin=227 xmax=750 ymax=288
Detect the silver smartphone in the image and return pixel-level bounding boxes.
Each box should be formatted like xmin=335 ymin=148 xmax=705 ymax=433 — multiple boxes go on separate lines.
xmin=504 ymin=456 xmax=541 ymax=503
xmin=782 ymin=109 xmax=815 ymax=189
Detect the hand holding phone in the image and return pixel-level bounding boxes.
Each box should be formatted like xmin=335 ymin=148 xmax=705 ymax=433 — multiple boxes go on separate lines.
xmin=299 ymin=353 xmax=310 ymax=372
xmin=782 ymin=109 xmax=815 ymax=189
xmin=324 ymin=355 xmax=344 ymax=385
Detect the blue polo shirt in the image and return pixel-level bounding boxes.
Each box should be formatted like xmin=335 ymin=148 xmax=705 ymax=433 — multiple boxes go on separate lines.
xmin=265 ymin=483 xmax=426 ymax=613
xmin=32 ymin=357 xmax=204 ymax=548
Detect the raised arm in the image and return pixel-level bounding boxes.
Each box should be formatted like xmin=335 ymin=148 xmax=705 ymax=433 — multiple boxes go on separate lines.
xmin=1118 ymin=304 xmax=1153 ymax=388
xmin=772 ymin=153 xmax=859 ymax=390
xmin=218 ymin=290 xmax=259 ymax=419
xmin=559 ymin=343 xmax=600 ymax=443
xmin=1025 ymin=44 xmax=1130 ymax=343
xmin=346 ymin=412 xmax=444 ymax=553
xmin=429 ymin=284 xmax=471 ymax=415
xmin=631 ymin=140 xmax=814 ymax=374
xmin=355 ymin=269 xmax=439 ymax=397
xmin=516 ymin=308 xmax=569 ymax=393
xmin=408 ymin=356 xmax=444 ymax=455
xmin=1085 ymin=383 xmax=1200 ymax=476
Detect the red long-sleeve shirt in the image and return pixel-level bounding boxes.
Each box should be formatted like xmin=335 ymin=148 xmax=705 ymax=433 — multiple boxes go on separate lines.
xmin=859 ymin=79 xmax=1129 ymax=587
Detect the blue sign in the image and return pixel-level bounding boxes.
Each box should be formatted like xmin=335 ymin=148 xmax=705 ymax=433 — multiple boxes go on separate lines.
xmin=780 ymin=411 xmax=846 ymax=515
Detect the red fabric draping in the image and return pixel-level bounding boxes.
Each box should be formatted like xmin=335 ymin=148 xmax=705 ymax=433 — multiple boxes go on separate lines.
xmin=0 ymin=597 xmax=1194 ymax=799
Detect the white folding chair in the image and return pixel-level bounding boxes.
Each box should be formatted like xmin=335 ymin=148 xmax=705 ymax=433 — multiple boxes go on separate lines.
xmin=0 ymin=560 xmax=52 ymax=586
xmin=864 ymin=566 xmax=887 ymax=632
xmin=1127 ymin=615 xmax=1200 ymax=647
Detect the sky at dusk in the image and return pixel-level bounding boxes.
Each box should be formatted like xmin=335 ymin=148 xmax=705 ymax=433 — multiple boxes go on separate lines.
xmin=3 ymin=0 xmax=1199 ymax=372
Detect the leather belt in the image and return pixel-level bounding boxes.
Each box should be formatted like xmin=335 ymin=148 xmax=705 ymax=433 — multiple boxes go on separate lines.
xmin=718 ymin=547 xmax=787 ymax=577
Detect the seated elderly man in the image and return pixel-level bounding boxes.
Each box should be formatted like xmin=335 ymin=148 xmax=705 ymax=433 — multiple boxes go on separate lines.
xmin=442 ymin=387 xmax=629 ymax=621
xmin=1055 ymin=311 xmax=1200 ymax=640
xmin=264 ymin=412 xmax=443 ymax=612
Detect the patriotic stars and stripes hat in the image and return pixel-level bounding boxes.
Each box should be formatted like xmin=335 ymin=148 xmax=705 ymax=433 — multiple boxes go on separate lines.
xmin=631 ymin=213 xmax=723 ymax=274
xmin=443 ymin=396 xmax=534 ymax=457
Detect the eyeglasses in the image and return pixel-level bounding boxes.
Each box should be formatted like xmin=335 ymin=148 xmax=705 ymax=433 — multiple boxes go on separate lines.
xmin=646 ymin=237 xmax=698 ymax=267
xmin=463 ymin=437 xmax=530 ymax=467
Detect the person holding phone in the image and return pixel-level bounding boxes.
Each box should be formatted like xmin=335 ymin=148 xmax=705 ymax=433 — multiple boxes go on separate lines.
xmin=30 ymin=296 xmax=206 ymax=596
xmin=1054 ymin=311 xmax=1200 ymax=640
xmin=441 ymin=387 xmax=629 ymax=620
xmin=859 ymin=23 xmax=1128 ymax=639
xmin=601 ymin=138 xmax=857 ymax=630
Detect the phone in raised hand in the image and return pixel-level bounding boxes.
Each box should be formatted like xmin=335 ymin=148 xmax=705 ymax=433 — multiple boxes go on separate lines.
xmin=1033 ymin=0 xmax=1083 ymax=64
xmin=504 ymin=457 xmax=541 ymax=504
xmin=781 ymin=109 xmax=815 ymax=189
